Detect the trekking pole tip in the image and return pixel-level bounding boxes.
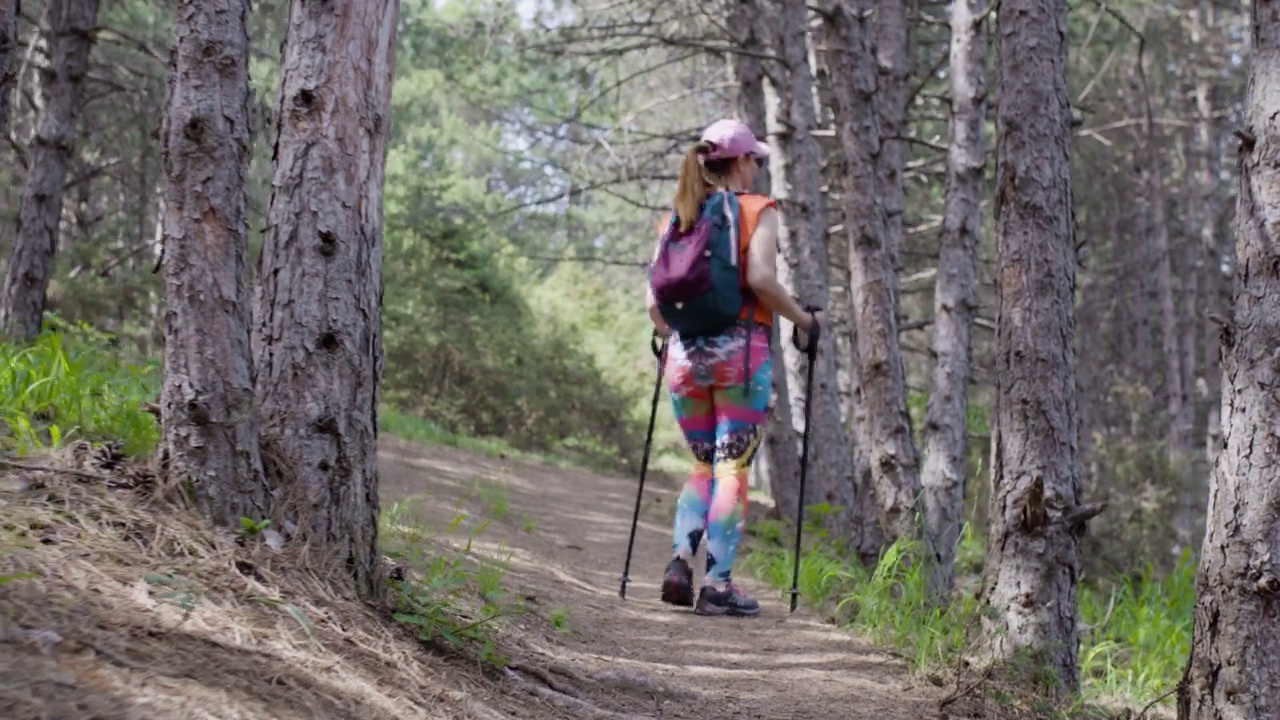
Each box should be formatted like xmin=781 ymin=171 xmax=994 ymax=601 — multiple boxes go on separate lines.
xmin=788 ymin=587 xmax=799 ymax=613
xmin=619 ymin=574 xmax=630 ymax=599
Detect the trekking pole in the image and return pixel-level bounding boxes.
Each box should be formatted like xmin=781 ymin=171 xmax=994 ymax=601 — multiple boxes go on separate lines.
xmin=620 ymin=330 xmax=668 ymax=600
xmin=789 ymin=307 xmax=821 ymax=613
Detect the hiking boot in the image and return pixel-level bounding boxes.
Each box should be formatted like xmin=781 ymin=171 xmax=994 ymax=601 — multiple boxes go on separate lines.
xmin=661 ymin=557 xmax=695 ymax=607
xmin=694 ymin=582 xmax=761 ymax=617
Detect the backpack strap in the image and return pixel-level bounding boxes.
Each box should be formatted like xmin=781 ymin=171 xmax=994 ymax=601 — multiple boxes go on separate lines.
xmin=722 ymin=190 xmax=740 ymax=268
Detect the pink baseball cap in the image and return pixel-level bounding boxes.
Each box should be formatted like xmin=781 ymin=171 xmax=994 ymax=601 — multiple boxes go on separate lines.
xmin=699 ymin=119 xmax=771 ymax=161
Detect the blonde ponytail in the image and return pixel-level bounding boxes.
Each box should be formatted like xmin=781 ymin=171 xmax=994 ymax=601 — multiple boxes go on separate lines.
xmin=671 ymin=141 xmax=743 ymax=233
xmin=673 ymin=142 xmax=712 ymax=233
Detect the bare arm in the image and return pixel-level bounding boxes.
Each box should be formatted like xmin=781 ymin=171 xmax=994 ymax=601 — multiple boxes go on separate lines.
xmin=746 ymin=206 xmax=817 ymax=332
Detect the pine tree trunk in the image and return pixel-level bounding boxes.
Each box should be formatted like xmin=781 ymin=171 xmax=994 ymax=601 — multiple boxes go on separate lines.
xmin=808 ymin=19 xmax=867 ymax=525
xmin=1173 ymin=125 xmax=1204 ymax=549
xmin=729 ymin=0 xmax=771 ymax=196
xmin=1137 ymin=50 xmax=1191 ymax=467
xmin=819 ymin=0 xmax=924 ymax=548
xmin=1122 ymin=166 xmax=1159 ymax=390
xmin=764 ymin=0 xmax=879 ymax=559
xmin=0 ymin=0 xmax=100 ymax=339
xmin=252 ymin=0 xmax=399 ymax=600
xmin=1151 ymin=154 xmax=1190 ymax=459
xmin=730 ymin=0 xmax=801 ymax=518
xmin=922 ymin=0 xmax=986 ymax=599
xmin=0 ymin=0 xmax=17 ymax=134
xmin=1189 ymin=3 xmax=1224 ymax=467
xmin=1178 ymin=3 xmax=1280 ymax=716
xmin=827 ymin=220 xmax=857 ymax=429
xmin=159 ymin=0 xmax=266 ymax=527
xmin=875 ymin=0 xmax=908 ymax=273
xmin=754 ymin=91 xmax=810 ymax=520
xmin=977 ymin=0 xmax=1085 ymax=692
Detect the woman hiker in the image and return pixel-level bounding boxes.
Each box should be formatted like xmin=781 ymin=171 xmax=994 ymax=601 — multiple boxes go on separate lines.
xmin=645 ymin=118 xmax=820 ymax=617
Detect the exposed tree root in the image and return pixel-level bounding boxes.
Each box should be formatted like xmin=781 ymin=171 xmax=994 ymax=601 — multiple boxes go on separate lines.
xmin=503 ymin=666 xmax=653 ymax=720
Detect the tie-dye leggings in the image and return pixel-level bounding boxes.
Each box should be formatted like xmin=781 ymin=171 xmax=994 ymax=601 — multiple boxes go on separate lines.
xmin=666 ymin=321 xmax=772 ymax=585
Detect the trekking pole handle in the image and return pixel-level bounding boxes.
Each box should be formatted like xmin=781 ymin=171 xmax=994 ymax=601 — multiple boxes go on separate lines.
xmin=650 ymin=330 xmax=667 ymax=359
xmin=791 ymin=304 xmax=822 ymax=356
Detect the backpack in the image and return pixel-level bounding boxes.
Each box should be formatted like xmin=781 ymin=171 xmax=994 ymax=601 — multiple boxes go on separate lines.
xmin=649 ymin=190 xmax=753 ymax=339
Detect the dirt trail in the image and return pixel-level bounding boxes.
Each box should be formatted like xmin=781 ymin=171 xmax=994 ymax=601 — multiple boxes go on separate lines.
xmin=379 ymin=436 xmax=943 ymax=720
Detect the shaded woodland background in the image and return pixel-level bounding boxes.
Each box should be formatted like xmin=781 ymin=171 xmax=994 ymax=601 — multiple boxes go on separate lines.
xmin=2 ymin=0 xmax=1273 ymax=712
xmin=0 ymin=0 xmax=1241 ymax=582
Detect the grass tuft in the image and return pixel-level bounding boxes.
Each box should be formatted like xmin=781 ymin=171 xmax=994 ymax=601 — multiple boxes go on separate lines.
xmin=1076 ymin=551 xmax=1195 ymax=706
xmin=379 ymin=497 xmax=524 ymax=667
xmin=740 ymin=514 xmax=1193 ymax=715
xmin=0 ymin=321 xmax=159 ymax=457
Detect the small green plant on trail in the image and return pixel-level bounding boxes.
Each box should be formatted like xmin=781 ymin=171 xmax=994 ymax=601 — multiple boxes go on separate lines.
xmin=520 ymin=515 xmax=537 ymax=533
xmin=144 ymin=572 xmax=204 ymax=621
xmin=550 ymin=606 xmax=572 ymax=634
xmin=474 ymin=478 xmax=510 ymax=521
xmin=239 ymin=517 xmax=272 ymax=538
xmin=249 ymin=595 xmax=321 ymax=648
xmin=0 ymin=571 xmax=39 ymax=586
xmin=741 ymin=512 xmax=1194 ymax=714
xmin=381 ymin=499 xmax=522 ymax=666
xmin=476 ymin=555 xmax=507 ymax=602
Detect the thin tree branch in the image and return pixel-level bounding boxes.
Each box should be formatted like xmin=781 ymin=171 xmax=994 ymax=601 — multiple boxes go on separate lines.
xmin=517 ymin=253 xmax=649 ymax=268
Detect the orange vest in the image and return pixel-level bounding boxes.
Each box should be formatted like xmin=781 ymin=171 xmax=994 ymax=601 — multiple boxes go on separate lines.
xmin=651 ymin=192 xmax=777 ymax=328
xmin=735 ymin=193 xmax=776 ymax=327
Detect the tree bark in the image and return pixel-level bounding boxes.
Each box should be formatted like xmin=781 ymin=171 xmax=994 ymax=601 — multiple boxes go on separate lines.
xmin=808 ymin=12 xmax=860 ymax=438
xmin=808 ymin=25 xmax=865 ymax=504
xmin=1178 ymin=2 xmax=1280 ymax=716
xmin=1188 ymin=2 xmax=1224 ymax=468
xmin=729 ymin=0 xmax=802 ymax=518
xmin=762 ymin=0 xmax=878 ymax=558
xmin=819 ymin=0 xmax=925 ymax=548
xmin=0 ymin=0 xmax=17 ymax=135
xmin=1123 ymin=177 xmax=1158 ymax=389
xmin=159 ymin=0 xmax=266 ymax=527
xmin=977 ymin=0 xmax=1084 ymax=693
xmin=1136 ymin=42 xmax=1192 ymax=467
xmin=252 ymin=0 xmax=399 ymax=600
xmin=0 ymin=0 xmax=100 ymax=339
xmin=828 ymin=221 xmax=858 ymax=430
xmin=1171 ymin=126 xmax=1205 ymax=550
xmin=922 ymin=0 xmax=987 ymax=599
xmin=729 ymin=0 xmax=771 ymax=196
xmin=875 ymin=0 xmax=908 ymax=273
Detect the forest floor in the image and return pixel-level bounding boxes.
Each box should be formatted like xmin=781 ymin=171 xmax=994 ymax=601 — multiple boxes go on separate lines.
xmin=378 ymin=435 xmax=946 ymax=720
xmin=0 ymin=435 xmax=955 ymax=720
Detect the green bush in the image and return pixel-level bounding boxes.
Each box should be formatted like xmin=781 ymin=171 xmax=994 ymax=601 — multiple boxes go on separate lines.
xmin=0 ymin=320 xmax=159 ymax=457
xmin=380 ymin=169 xmax=643 ymax=467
